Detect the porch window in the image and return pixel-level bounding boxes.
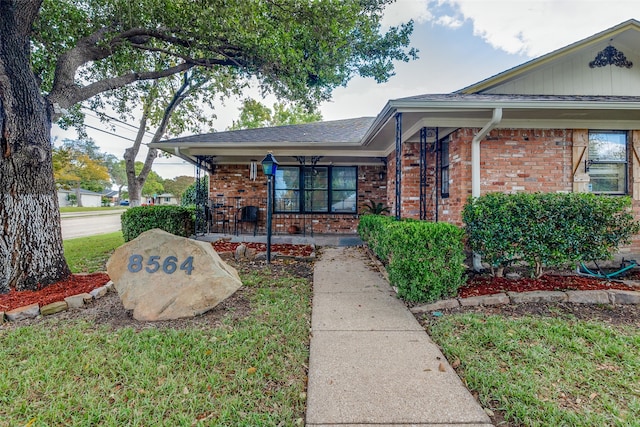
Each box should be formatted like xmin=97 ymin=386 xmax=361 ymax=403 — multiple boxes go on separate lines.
xmin=587 ymin=131 xmax=628 ymax=194
xmin=441 ymin=137 xmax=450 ymax=198
xmin=274 ymin=167 xmax=300 ymax=212
xmin=274 ymin=166 xmax=357 ymax=213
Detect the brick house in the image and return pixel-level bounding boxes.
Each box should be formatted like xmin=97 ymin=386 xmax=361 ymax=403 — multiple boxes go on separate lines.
xmin=153 ymin=19 xmax=640 ymax=252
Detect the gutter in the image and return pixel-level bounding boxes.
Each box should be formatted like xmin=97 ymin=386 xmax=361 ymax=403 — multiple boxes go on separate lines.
xmin=472 ymin=108 xmax=502 ymax=271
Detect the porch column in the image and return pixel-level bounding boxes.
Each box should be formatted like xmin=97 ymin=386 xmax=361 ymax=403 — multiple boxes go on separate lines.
xmin=419 ymin=127 xmax=427 ymax=220
xmin=395 ymin=112 xmax=402 ymax=220
xmin=572 ymin=129 xmax=590 ymax=193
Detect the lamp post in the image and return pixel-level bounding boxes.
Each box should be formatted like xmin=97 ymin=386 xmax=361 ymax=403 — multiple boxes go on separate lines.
xmin=261 ymin=153 xmax=279 ymax=264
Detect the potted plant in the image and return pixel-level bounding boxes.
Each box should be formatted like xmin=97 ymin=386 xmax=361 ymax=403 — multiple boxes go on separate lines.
xmin=362 ymin=200 xmax=390 ymax=215
xmin=288 ymin=224 xmax=300 ymax=234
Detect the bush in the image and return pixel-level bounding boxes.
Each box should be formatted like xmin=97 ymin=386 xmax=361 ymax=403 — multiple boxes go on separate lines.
xmin=121 ymin=205 xmax=195 ymax=242
xmin=463 ymin=192 xmax=640 ymax=277
xmin=357 ymin=214 xmax=396 ymax=260
xmin=181 ymin=176 xmax=208 ymax=207
xmin=387 ymin=221 xmax=466 ymax=302
xmin=358 ymin=215 xmax=466 ymax=303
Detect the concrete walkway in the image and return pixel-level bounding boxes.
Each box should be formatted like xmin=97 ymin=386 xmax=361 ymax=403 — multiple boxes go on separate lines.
xmin=306 ymin=246 xmax=492 ymax=427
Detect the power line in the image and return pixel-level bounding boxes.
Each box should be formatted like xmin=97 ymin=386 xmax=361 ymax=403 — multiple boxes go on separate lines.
xmin=82 ymin=107 xmax=156 ymax=137
xmin=84 ymin=124 xmax=136 ymax=142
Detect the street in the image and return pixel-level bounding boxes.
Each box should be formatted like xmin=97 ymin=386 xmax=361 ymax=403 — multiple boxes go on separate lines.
xmin=61 ymin=210 xmax=124 ymax=240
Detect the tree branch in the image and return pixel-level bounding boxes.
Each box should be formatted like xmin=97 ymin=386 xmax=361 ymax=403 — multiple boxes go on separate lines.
xmin=49 ymin=62 xmax=194 ymax=120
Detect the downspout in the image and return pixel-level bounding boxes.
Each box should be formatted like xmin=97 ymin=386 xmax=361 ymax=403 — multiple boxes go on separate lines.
xmin=472 ymin=108 xmax=502 ymax=271
xmin=472 ymin=108 xmax=502 ymax=198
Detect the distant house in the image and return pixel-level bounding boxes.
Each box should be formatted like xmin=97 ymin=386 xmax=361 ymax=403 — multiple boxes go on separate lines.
xmin=154 ymin=193 xmax=180 ymax=205
xmin=152 ymin=19 xmax=640 ymax=253
xmin=102 ymin=190 xmax=119 ymax=206
xmin=57 ymin=188 xmax=104 ymax=208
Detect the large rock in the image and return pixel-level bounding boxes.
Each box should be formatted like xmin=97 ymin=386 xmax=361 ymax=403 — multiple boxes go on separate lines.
xmin=107 ymin=229 xmax=242 ymax=321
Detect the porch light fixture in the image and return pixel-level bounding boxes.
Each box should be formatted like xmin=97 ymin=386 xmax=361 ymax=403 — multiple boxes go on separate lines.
xmin=261 ymin=153 xmax=279 ymax=264
xmin=261 ymin=153 xmax=279 ymax=176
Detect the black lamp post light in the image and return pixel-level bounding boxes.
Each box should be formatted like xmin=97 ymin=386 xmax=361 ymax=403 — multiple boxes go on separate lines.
xmin=261 ymin=152 xmax=279 ymax=264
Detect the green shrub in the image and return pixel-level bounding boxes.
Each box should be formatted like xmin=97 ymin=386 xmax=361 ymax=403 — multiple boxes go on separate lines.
xmin=357 ymin=214 xmax=396 ymax=260
xmin=386 ymin=221 xmax=466 ymax=302
xmin=121 ymin=205 xmax=195 ymax=242
xmin=463 ymin=192 xmax=640 ymax=277
xmin=358 ymin=215 xmax=466 ymax=303
xmin=181 ymin=176 xmax=208 ymax=207
xmin=361 ymin=200 xmax=391 ymax=215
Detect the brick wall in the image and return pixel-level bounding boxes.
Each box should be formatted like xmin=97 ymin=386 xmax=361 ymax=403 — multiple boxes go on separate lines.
xmin=438 ymin=128 xmax=573 ymax=225
xmin=209 ymin=164 xmax=386 ymax=235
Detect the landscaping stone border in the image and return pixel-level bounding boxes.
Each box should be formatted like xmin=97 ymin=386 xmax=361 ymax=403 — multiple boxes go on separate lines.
xmin=410 ymin=289 xmax=640 ymax=314
xmin=360 ymin=244 xmax=640 ymax=313
xmin=0 ymin=281 xmax=115 ymax=324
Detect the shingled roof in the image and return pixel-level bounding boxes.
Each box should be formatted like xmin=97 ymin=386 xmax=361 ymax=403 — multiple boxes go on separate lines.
xmin=392 ymin=93 xmax=640 ymax=103
xmin=162 ymin=117 xmax=376 ymax=145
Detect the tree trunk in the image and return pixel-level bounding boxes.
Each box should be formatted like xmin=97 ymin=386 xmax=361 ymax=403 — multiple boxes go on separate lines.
xmin=0 ymin=1 xmax=71 ymax=293
xmin=75 ymin=184 xmax=83 ymax=207
xmin=127 ymin=177 xmax=142 ymax=207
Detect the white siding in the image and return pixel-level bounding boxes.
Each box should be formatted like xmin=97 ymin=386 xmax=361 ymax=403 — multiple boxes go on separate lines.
xmin=485 ymin=43 xmax=640 ymax=96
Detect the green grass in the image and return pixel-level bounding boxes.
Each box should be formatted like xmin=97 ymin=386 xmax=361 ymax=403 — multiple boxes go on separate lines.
xmin=0 ymin=268 xmax=311 ymax=426
xmin=427 ymin=313 xmax=640 ymax=426
xmin=63 ymin=232 xmax=125 ymax=273
xmin=60 ymin=206 xmax=124 ymax=213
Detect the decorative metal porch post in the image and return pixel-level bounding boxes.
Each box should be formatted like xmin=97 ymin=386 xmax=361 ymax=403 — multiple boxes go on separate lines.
xmin=261 ymin=153 xmax=279 ymax=264
xmin=395 ymin=113 xmax=402 ymax=220
xmin=419 ymin=127 xmax=427 ymax=221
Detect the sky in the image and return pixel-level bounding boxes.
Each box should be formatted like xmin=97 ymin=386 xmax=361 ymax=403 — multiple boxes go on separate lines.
xmin=51 ymin=0 xmax=640 ymax=181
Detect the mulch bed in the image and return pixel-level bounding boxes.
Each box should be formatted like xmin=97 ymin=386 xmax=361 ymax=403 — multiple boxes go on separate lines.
xmin=459 ymin=274 xmax=638 ymax=298
xmin=211 ymin=241 xmax=315 ymax=257
xmin=0 ymin=273 xmax=110 ymax=312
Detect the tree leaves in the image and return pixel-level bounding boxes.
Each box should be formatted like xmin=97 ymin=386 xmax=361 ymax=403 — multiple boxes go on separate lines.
xmin=35 ymin=0 xmax=417 ymax=113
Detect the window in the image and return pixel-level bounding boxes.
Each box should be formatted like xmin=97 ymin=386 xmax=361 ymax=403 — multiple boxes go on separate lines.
xmin=440 ymin=137 xmax=450 ymax=198
xmin=304 ymin=166 xmax=328 ymax=212
xmin=587 ymin=131 xmax=628 ymax=194
xmin=274 ymin=166 xmax=357 ymax=213
xmin=331 ymin=167 xmax=357 ymax=213
xmin=274 ymin=167 xmax=300 ymax=212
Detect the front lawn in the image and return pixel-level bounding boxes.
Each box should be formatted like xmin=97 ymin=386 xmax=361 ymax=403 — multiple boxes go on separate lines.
xmin=63 ymin=231 xmax=125 ymax=273
xmin=0 ymin=267 xmax=311 ymax=426
xmin=426 ymin=312 xmax=640 ymax=426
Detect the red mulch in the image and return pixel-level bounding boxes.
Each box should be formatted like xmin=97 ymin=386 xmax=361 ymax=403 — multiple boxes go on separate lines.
xmin=0 ymin=273 xmax=110 ymax=312
xmin=459 ymin=274 xmax=637 ymax=298
xmin=211 ymin=241 xmax=314 ymax=257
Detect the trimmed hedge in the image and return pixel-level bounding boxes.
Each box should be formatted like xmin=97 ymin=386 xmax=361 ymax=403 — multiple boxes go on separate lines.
xmin=357 ymin=214 xmax=396 ymax=260
xmin=358 ymin=215 xmax=466 ymax=303
xmin=462 ymin=192 xmax=640 ymax=277
xmin=121 ymin=205 xmax=195 ymax=242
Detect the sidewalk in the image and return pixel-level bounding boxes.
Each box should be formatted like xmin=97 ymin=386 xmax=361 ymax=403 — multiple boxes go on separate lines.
xmin=306 ymin=246 xmax=492 ymax=426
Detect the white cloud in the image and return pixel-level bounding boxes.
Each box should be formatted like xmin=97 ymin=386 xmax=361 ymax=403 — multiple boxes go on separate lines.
xmin=384 ymin=0 xmax=640 ymax=57
xmin=381 ymin=0 xmax=433 ymax=27
xmin=434 ymin=0 xmax=640 ymax=57
xmin=434 ymin=14 xmax=464 ymax=29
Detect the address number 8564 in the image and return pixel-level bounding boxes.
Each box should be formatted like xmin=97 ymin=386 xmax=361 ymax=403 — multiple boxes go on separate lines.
xmin=127 ymin=254 xmax=194 ymax=275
